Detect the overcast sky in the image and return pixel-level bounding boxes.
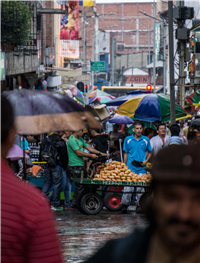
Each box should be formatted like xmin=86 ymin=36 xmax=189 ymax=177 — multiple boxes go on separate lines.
xmin=96 ymin=0 xmax=155 ymax=3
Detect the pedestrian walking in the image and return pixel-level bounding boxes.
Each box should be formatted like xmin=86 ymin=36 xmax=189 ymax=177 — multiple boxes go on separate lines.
xmin=1 ymin=94 xmax=64 ymax=263
xmin=39 ymin=131 xmax=68 ymax=210
xmin=67 ymin=130 xmax=107 ymax=208
xmin=85 ymin=143 xmax=200 ymax=263
xmin=121 ymin=120 xmax=152 ymax=213
xmin=150 ymin=123 xmax=170 ymax=157
xmin=164 ymin=124 xmax=187 ymax=146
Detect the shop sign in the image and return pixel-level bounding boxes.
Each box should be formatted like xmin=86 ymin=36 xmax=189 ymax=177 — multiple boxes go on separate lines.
xmin=0 ymin=52 xmax=5 ymax=80
xmin=60 ymin=40 xmax=79 ymax=58
xmin=155 ymin=22 xmax=161 ymax=61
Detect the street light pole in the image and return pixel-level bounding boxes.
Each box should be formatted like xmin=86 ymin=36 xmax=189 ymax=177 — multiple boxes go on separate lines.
xmin=153 ymin=0 xmax=156 ymax=93
xmin=163 ymin=22 xmax=166 ymax=94
xmin=83 ymin=12 xmax=86 ymax=71
xmin=168 ymin=0 xmax=176 ymax=124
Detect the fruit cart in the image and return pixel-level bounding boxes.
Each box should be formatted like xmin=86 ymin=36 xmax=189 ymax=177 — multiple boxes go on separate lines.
xmin=73 ymin=177 xmax=151 ymax=215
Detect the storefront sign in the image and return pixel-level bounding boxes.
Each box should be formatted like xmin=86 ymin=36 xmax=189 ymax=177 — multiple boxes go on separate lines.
xmin=155 ymin=22 xmax=161 ymax=61
xmin=60 ymin=40 xmax=79 ymax=58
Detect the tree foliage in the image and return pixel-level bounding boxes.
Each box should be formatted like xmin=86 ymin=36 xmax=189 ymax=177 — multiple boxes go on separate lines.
xmin=1 ymin=1 xmax=32 ymax=47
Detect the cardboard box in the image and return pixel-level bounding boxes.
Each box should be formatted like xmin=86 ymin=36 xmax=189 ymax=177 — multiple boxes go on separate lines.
xmin=85 ymin=104 xmax=110 ymax=121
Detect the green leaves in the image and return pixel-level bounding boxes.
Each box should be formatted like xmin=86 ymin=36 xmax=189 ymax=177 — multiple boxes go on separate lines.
xmin=1 ymin=1 xmax=32 ymax=47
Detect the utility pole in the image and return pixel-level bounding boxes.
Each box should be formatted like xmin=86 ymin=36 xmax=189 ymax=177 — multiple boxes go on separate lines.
xmin=131 ymin=40 xmax=133 ymax=86
xmin=168 ymin=1 xmax=176 ymax=124
xmin=153 ymin=0 xmax=156 ymax=93
xmin=136 ymin=19 xmax=139 ymax=52
xmin=178 ymin=0 xmax=185 ymax=107
xmin=111 ymin=37 xmax=115 ymax=86
xmin=163 ymin=22 xmax=166 ymax=94
xmin=148 ymin=25 xmax=150 ymax=65
xmin=94 ymin=12 xmax=99 ymax=61
xmin=83 ymin=12 xmax=86 ymax=71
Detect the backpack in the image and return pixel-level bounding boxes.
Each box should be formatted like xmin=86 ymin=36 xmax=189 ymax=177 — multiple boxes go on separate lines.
xmin=41 ymin=136 xmax=59 ymax=167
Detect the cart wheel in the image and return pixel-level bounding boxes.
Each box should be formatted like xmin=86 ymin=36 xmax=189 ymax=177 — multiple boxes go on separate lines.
xmin=139 ymin=191 xmax=152 ymax=213
xmin=76 ymin=190 xmax=87 ymax=214
xmin=80 ymin=192 xmax=103 ymax=215
xmin=103 ymin=192 xmax=125 ymax=211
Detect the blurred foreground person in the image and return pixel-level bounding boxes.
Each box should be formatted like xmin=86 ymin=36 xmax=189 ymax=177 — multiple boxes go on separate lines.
xmin=1 ymin=95 xmax=64 ymax=263
xmin=85 ymin=144 xmax=200 ymax=263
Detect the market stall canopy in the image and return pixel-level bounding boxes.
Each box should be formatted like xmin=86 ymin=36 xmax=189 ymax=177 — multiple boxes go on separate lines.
xmin=89 ymin=96 xmax=112 ymax=104
xmin=146 ymin=60 xmax=163 ymax=68
xmin=3 ymin=89 xmax=101 ymax=134
xmin=89 ymin=89 xmax=115 ymax=99
xmin=105 ymin=90 xmax=148 ymax=106
xmin=186 ymin=89 xmax=200 ymax=106
xmin=109 ymin=114 xmax=134 ymax=124
xmin=116 ymin=93 xmax=190 ymax=122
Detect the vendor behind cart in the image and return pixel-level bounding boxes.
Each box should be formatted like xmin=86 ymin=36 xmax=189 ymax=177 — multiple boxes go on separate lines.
xmin=67 ymin=130 xmax=107 ymax=208
xmin=121 ymin=120 xmax=152 ymax=213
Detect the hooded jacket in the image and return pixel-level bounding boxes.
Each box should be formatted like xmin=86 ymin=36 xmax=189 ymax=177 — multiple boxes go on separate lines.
xmin=91 ymin=135 xmax=108 ymax=153
xmin=39 ymin=134 xmax=68 ymax=170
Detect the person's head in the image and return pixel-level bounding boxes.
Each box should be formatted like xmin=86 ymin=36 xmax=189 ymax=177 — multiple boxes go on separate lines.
xmin=187 ymin=131 xmax=197 ymax=144
xmin=124 ymin=126 xmax=129 ymax=135
xmin=1 ymin=95 xmax=16 ymax=159
xmin=144 ymin=128 xmax=154 ymax=139
xmin=157 ymin=123 xmax=166 ymax=137
xmin=65 ymin=130 xmax=72 ymax=139
xmin=27 ymin=134 xmax=35 ymax=142
xmin=179 ymin=120 xmax=185 ymax=128
xmin=56 ymin=131 xmax=64 ymax=137
xmin=74 ymin=129 xmax=84 ymax=138
xmin=90 ymin=128 xmax=100 ymax=138
xmin=113 ymin=124 xmax=119 ymax=133
xmin=148 ymin=144 xmax=200 ymax=253
xmin=170 ymin=124 xmax=180 ymax=137
xmin=132 ymin=120 xmax=142 ymax=137
xmin=141 ymin=123 xmax=145 ymax=135
xmin=113 ymin=140 xmax=119 ymax=150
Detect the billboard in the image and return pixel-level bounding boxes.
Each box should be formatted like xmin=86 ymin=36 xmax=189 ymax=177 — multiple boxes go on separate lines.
xmin=0 ymin=52 xmax=6 ymax=81
xmin=60 ymin=1 xmax=79 ymax=58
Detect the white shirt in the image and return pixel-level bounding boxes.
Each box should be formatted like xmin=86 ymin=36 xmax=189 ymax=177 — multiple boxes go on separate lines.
xmin=150 ymin=134 xmax=170 ymax=156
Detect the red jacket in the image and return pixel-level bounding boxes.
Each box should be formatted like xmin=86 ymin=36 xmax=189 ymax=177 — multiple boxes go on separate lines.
xmin=1 ymin=159 xmax=64 ymax=263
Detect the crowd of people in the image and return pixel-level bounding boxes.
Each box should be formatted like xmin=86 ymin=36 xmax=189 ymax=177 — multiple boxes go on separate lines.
xmin=2 ymin=94 xmax=200 ymax=263
xmin=8 ymin=112 xmax=200 ymax=212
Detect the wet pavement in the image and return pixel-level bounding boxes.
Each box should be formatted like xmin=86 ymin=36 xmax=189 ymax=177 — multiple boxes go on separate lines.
xmin=53 ymin=206 xmax=147 ymax=263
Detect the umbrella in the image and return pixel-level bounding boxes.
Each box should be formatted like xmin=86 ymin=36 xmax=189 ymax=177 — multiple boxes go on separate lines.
xmin=186 ymin=89 xmax=200 ymax=106
xmin=89 ymin=96 xmax=112 ymax=104
xmin=109 ymin=115 xmax=134 ymax=124
xmin=3 ymin=89 xmax=101 ymax=135
xmin=105 ymin=90 xmax=148 ymax=106
xmin=89 ymin=89 xmax=115 ymax=99
xmin=7 ymin=144 xmax=29 ymax=160
xmin=190 ymin=118 xmax=200 ymax=127
xmin=116 ymin=93 xmax=191 ymax=122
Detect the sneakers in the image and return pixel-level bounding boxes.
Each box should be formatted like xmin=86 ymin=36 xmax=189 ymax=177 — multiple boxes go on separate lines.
xmin=51 ymin=206 xmax=63 ymax=211
xmin=135 ymin=205 xmax=143 ymax=214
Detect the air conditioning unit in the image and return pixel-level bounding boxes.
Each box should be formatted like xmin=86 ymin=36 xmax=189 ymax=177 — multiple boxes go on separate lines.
xmin=117 ymin=44 xmax=125 ymax=51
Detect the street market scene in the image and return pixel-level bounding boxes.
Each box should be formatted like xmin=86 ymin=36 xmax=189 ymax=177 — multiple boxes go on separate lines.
xmin=1 ymin=0 xmax=200 ymax=263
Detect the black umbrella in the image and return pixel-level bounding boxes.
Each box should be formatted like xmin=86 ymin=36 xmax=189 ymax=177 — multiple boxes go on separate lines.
xmin=3 ymin=89 xmax=101 ymax=134
xmin=190 ymin=118 xmax=200 ymax=128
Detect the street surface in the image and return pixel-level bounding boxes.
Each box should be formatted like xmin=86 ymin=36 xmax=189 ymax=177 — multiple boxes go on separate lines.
xmin=54 ymin=206 xmax=147 ymax=263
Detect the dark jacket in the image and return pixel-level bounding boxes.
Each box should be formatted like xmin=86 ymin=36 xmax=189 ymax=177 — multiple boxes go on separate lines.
xmin=39 ymin=134 xmax=68 ymax=170
xmin=91 ymin=135 xmax=108 ymax=153
xmin=85 ymin=226 xmax=153 ymax=263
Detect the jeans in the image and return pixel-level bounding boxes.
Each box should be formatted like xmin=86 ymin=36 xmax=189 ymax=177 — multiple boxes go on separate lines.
xmin=42 ymin=167 xmax=62 ymax=207
xmin=62 ymin=170 xmax=72 ymax=207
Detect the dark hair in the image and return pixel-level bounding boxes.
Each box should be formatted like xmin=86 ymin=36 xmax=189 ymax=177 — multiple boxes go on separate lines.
xmin=144 ymin=128 xmax=154 ymax=136
xmin=133 ymin=120 xmax=142 ymax=128
xmin=91 ymin=128 xmax=101 ymax=133
xmin=113 ymin=124 xmax=119 ymax=128
xmin=1 ymin=94 xmax=15 ymax=143
xmin=156 ymin=122 xmax=166 ymax=131
xmin=170 ymin=124 xmax=180 ymax=136
xmin=187 ymin=131 xmax=196 ymax=141
xmin=114 ymin=140 xmax=120 ymax=149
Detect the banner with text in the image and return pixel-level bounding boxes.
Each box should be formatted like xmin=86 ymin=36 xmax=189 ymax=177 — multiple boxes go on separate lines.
xmin=60 ymin=1 xmax=79 ymax=58
xmin=155 ymin=22 xmax=161 ymax=61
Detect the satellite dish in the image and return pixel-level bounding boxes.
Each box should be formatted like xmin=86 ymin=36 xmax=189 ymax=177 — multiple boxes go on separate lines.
xmin=56 ymin=0 xmax=67 ymax=5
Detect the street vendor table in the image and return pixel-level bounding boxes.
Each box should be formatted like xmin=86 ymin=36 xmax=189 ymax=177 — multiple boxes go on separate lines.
xmin=73 ymin=178 xmax=152 ymax=215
